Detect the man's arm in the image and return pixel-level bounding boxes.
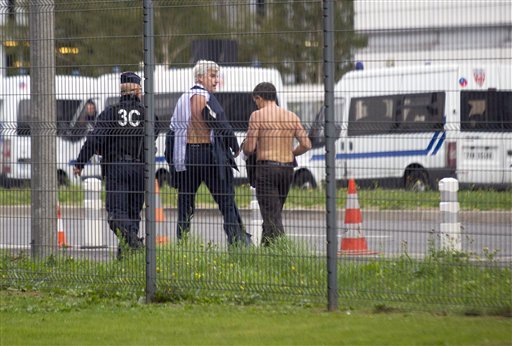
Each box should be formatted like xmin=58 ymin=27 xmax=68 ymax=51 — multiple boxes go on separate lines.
xmin=74 ymin=111 xmax=107 ymax=175
xmin=243 ymin=112 xmax=259 ymax=156
xmin=191 ymin=94 xmax=207 ymax=122
xmin=292 ymin=118 xmax=312 ymax=157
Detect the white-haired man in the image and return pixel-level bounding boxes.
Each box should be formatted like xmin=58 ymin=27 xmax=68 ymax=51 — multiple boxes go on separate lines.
xmin=167 ymin=60 xmax=250 ymax=246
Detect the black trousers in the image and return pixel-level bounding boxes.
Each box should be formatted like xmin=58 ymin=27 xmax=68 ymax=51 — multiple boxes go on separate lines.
xmin=255 ymin=163 xmax=294 ymax=245
xmin=176 ymin=144 xmax=248 ymax=245
xmin=105 ymin=162 xmax=144 ymax=246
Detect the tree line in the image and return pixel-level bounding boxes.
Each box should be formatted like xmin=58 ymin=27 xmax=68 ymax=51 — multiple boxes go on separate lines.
xmin=2 ymin=0 xmax=366 ymax=83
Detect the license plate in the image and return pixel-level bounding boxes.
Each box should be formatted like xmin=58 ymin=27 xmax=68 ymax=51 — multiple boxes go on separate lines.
xmin=465 ymin=151 xmax=493 ymax=160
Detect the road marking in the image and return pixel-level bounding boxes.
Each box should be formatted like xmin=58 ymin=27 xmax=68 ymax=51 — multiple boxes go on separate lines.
xmin=288 ymin=234 xmax=391 ymax=239
xmin=0 ymin=244 xmax=30 ymax=249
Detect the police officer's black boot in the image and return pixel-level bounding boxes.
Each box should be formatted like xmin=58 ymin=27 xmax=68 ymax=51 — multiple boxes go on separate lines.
xmin=126 ymin=231 xmax=144 ymax=251
xmin=114 ymin=228 xmax=130 ymax=260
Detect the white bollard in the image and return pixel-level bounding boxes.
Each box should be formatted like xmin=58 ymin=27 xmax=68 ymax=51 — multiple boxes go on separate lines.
xmin=81 ymin=178 xmax=107 ymax=248
xmin=248 ymin=187 xmax=262 ymax=246
xmin=438 ymin=177 xmax=461 ymax=251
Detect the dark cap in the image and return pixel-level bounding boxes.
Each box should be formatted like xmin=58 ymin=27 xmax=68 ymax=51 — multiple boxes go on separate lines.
xmin=120 ymin=71 xmax=141 ymax=85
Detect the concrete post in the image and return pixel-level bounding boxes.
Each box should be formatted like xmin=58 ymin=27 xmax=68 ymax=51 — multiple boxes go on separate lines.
xmin=248 ymin=187 xmax=262 ymax=246
xmin=439 ymin=177 xmax=461 ymax=251
xmin=29 ymin=1 xmax=57 ymax=259
xmin=81 ymin=178 xmax=106 ymax=249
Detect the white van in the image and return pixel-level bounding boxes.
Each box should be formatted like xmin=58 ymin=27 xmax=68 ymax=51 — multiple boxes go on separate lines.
xmin=304 ymin=64 xmax=512 ymax=190
xmin=0 ymin=75 xmax=101 ymax=186
xmin=97 ymin=65 xmax=287 ymax=186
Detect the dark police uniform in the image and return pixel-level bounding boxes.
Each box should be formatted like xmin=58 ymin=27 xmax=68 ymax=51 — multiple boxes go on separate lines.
xmin=74 ymin=72 xmax=145 ymax=253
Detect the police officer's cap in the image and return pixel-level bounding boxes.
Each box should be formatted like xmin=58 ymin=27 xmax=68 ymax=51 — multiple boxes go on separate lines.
xmin=120 ymin=71 xmax=141 ymax=85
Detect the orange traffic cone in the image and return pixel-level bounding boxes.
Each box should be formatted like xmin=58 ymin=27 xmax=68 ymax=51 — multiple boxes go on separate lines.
xmin=57 ymin=203 xmax=68 ymax=248
xmin=339 ymin=179 xmax=377 ymax=255
xmin=156 ymin=235 xmax=170 ymax=244
xmin=155 ymin=180 xmax=165 ymax=223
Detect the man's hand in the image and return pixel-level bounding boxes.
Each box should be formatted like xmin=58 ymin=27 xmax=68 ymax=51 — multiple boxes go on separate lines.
xmin=73 ymin=166 xmax=82 ymax=177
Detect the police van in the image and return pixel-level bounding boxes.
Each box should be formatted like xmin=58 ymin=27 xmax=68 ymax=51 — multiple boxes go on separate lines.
xmin=97 ymin=66 xmax=288 ymax=187
xmin=304 ymin=64 xmax=512 ymax=190
xmin=0 ymin=75 xmax=100 ymax=186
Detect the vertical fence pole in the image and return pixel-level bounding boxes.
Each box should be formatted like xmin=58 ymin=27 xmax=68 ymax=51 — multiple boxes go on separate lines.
xmin=439 ymin=178 xmax=461 ymax=251
xmin=29 ymin=0 xmax=57 ymax=259
xmin=323 ymin=0 xmax=338 ymax=311
xmin=143 ymin=0 xmax=156 ymax=303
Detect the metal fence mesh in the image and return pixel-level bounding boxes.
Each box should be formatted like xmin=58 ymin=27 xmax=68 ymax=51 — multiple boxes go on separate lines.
xmin=0 ymin=0 xmax=510 ymax=311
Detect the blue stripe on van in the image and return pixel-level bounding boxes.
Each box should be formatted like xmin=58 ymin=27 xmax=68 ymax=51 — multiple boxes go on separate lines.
xmin=431 ymin=131 xmax=446 ymax=155
xmin=311 ymin=132 xmax=444 ymax=161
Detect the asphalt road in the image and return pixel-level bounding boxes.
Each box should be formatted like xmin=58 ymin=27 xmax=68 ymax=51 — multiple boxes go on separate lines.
xmin=1 ymin=207 xmax=510 ymax=262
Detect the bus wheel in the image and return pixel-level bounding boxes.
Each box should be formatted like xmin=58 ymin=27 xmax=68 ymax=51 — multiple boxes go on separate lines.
xmin=293 ymin=170 xmax=317 ymax=189
xmin=57 ymin=170 xmax=69 ymax=186
xmin=405 ymin=168 xmax=429 ymax=192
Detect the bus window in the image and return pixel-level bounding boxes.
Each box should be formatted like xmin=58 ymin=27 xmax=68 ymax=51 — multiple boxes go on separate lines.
xmin=17 ymin=99 xmax=82 ymax=139
xmin=127 ymin=92 xmax=259 ymax=133
xmin=154 ymin=93 xmax=181 ymax=133
xmin=396 ymin=93 xmax=444 ymax=132
xmin=461 ymin=91 xmax=501 ymax=131
xmin=348 ymin=96 xmax=394 ymax=136
xmin=502 ymin=91 xmax=512 ymax=131
xmin=67 ymin=100 xmax=98 ymax=142
xmin=215 ymin=92 xmax=258 ymax=132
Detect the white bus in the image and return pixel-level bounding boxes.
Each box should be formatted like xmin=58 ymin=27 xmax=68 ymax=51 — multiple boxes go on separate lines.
xmin=0 ymin=75 xmax=101 ymax=186
xmin=284 ymin=84 xmax=323 ymax=128
xmin=97 ymin=66 xmax=288 ymax=187
xmin=303 ymin=64 xmax=512 ymax=190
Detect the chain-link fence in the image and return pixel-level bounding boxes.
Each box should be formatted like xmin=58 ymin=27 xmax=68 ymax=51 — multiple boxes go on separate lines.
xmin=0 ymin=1 xmax=510 ymax=312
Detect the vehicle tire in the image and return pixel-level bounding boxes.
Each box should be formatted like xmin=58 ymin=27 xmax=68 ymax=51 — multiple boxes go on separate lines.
xmin=404 ymin=168 xmax=429 ymax=192
xmin=57 ymin=170 xmax=69 ymax=186
xmin=293 ymin=169 xmax=317 ymax=189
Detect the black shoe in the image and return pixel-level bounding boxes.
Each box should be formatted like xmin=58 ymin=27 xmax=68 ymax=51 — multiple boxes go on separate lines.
xmin=116 ymin=246 xmax=123 ymax=260
xmin=127 ymin=233 xmax=144 ymax=250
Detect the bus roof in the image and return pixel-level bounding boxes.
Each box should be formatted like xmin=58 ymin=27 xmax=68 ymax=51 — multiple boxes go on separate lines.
xmin=2 ymin=75 xmax=96 ymax=98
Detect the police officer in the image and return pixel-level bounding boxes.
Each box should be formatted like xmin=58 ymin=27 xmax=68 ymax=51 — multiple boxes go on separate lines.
xmin=74 ymin=72 xmax=146 ymax=257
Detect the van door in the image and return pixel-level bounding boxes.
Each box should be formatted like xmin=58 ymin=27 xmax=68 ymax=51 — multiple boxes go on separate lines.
xmin=458 ymin=91 xmax=504 ymax=185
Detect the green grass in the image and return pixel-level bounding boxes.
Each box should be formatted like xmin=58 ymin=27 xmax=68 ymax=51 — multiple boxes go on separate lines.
xmin=2 ymin=238 xmax=511 ymax=315
xmin=0 ymin=184 xmax=510 ymax=210
xmin=1 ymin=290 xmax=511 ymax=346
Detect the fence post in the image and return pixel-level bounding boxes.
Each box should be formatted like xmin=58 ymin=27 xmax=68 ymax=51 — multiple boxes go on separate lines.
xmin=81 ymin=178 xmax=106 ymax=249
xmin=323 ymin=0 xmax=338 ymax=311
xmin=143 ymin=0 xmax=157 ymax=303
xmin=439 ymin=178 xmax=461 ymax=251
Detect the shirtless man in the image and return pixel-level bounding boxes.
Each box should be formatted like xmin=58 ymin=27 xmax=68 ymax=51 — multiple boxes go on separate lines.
xmin=243 ymin=82 xmax=311 ymax=246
